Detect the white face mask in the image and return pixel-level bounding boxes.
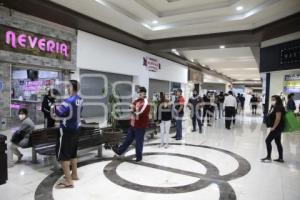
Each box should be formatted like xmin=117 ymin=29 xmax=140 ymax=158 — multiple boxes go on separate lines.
xmin=19 ymin=114 xmax=26 ymax=121
xmin=271 ymin=100 xmax=276 ymax=106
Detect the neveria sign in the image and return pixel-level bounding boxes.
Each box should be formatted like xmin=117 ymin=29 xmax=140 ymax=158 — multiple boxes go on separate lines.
xmin=0 ymin=25 xmax=71 ymax=61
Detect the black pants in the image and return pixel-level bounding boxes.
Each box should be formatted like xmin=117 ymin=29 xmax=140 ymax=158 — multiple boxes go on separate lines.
xmin=265 ymin=128 xmax=283 ymax=159
xmin=44 ymin=116 xmax=55 ymax=128
xmin=202 ymin=106 xmax=212 ymax=124
xmin=225 ymin=107 xmax=235 ymax=129
xmin=192 ymin=113 xmax=202 ymax=131
xmin=252 ymin=105 xmax=257 ymax=114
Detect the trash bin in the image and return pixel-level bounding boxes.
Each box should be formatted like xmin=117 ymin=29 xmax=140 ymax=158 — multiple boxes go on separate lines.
xmin=0 ymin=134 xmax=8 ymax=185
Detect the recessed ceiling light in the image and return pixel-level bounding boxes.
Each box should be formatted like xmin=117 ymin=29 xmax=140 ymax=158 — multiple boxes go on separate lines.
xmin=171 ymin=49 xmax=177 ymax=52
xmin=152 ymin=20 xmax=158 ymax=24
xmin=219 ymin=45 xmax=226 ymax=49
xmin=236 ymin=6 xmax=244 ymax=11
xmin=191 ymin=59 xmax=194 ymax=62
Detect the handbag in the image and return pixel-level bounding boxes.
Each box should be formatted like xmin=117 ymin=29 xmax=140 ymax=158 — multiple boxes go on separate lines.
xmin=283 ymin=111 xmax=300 ymax=132
xmin=265 ymin=108 xmax=275 ymax=128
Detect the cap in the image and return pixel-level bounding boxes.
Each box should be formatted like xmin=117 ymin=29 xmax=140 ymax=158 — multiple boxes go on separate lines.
xmin=138 ymin=87 xmax=147 ymax=93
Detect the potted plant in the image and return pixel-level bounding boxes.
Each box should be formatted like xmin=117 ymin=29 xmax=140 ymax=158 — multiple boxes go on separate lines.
xmin=101 ymin=85 xmax=123 ymax=146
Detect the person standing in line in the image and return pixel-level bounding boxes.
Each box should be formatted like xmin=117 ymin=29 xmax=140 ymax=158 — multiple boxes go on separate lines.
xmin=157 ymin=96 xmax=172 ymax=148
xmin=188 ymin=90 xmax=203 ymax=133
xmin=250 ymin=94 xmax=258 ymax=115
xmin=218 ymin=91 xmax=225 ymax=118
xmin=236 ymin=93 xmax=241 ymax=114
xmin=42 ymin=88 xmax=59 ymax=128
xmin=239 ymin=94 xmax=246 ymax=114
xmin=261 ymin=95 xmax=285 ymax=163
xmin=172 ymin=88 xmax=185 ymax=140
xmin=113 ymin=87 xmax=150 ymax=161
xmin=54 ymin=80 xmax=83 ymax=189
xmin=287 ymin=93 xmax=296 ymax=112
xmin=8 ymin=108 xmax=35 ymax=167
xmin=202 ymin=93 xmax=212 ymax=126
xmin=214 ymin=93 xmax=220 ymax=120
xmin=223 ymin=91 xmax=237 ymax=130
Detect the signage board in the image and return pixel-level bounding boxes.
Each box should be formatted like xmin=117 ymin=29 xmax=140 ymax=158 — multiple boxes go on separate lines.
xmin=0 ymin=25 xmax=71 ymax=61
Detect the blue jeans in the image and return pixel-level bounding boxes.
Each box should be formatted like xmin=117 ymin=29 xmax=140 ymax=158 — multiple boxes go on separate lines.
xmin=117 ymin=127 xmax=145 ymax=160
xmin=175 ymin=119 xmax=183 ymax=139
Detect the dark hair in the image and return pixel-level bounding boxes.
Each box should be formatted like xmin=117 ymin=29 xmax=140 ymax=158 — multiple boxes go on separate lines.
xmin=69 ymin=80 xmax=80 ymax=92
xmin=228 ymin=91 xmax=233 ymax=95
xmin=18 ymin=108 xmax=28 ymax=116
xmin=48 ymin=88 xmax=60 ymax=96
xmin=271 ymin=95 xmax=284 ymax=108
xmin=288 ymin=93 xmax=295 ymax=99
xmin=159 ymin=92 xmax=166 ymax=102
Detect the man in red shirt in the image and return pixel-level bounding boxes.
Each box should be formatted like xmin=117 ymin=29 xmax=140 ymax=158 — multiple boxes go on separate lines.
xmin=113 ymin=87 xmax=150 ymax=162
xmin=172 ymin=88 xmax=185 ymax=140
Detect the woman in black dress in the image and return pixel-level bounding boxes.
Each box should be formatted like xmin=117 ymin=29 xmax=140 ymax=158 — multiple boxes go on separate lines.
xmin=261 ymin=95 xmax=285 ymax=163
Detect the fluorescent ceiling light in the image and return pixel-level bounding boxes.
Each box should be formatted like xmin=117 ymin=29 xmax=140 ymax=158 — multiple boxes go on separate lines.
xmin=236 ymin=6 xmax=244 ymax=11
xmin=219 ymin=45 xmax=226 ymax=49
xmin=152 ymin=20 xmax=158 ymax=24
xmin=171 ymin=49 xmax=177 ymax=52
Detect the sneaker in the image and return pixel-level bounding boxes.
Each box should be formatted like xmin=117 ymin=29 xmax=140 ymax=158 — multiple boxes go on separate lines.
xmin=175 ymin=138 xmax=182 ymax=141
xmin=171 ymin=136 xmax=177 ymax=138
xmin=273 ymin=158 xmax=284 ymax=163
xmin=191 ymin=129 xmax=196 ymax=132
xmin=261 ymin=157 xmax=272 ymax=163
xmin=135 ymin=159 xmax=142 ymax=162
xmin=164 ymin=144 xmax=169 ymax=149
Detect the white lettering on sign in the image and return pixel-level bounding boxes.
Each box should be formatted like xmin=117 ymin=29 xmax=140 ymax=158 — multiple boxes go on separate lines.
xmin=143 ymin=57 xmax=161 ymax=72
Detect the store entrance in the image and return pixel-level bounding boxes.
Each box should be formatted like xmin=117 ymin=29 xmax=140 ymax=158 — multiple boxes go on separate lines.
xmin=10 ymin=66 xmax=64 ymax=125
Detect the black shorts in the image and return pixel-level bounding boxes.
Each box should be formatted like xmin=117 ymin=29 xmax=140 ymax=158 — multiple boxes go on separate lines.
xmin=56 ymin=128 xmax=79 ymax=161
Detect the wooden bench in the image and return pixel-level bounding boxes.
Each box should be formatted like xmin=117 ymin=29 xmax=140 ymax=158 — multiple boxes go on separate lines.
xmin=30 ymin=124 xmax=122 ymax=170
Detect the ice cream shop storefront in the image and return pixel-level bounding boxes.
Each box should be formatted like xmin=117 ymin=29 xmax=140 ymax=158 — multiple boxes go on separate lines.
xmin=0 ymin=8 xmax=77 ymax=129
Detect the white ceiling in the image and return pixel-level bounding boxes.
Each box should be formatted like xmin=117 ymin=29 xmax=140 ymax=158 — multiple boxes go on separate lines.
xmin=50 ymin=0 xmax=300 ymax=40
xmin=183 ymin=47 xmax=260 ymax=81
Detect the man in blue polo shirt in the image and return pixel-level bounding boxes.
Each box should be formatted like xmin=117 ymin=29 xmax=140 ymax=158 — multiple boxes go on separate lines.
xmin=54 ymin=80 xmax=82 ymax=189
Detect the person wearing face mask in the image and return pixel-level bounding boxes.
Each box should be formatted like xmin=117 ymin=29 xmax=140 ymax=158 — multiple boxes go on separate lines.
xmin=8 ymin=108 xmax=35 ymax=167
xmin=262 ymin=95 xmax=285 ymax=163
xmin=157 ymin=95 xmax=173 ymax=148
xmin=172 ymin=88 xmax=185 ymax=140
xmin=42 ymin=88 xmax=59 ymax=128
xmin=188 ymin=89 xmax=203 ymax=133
xmin=113 ymin=87 xmax=150 ymax=162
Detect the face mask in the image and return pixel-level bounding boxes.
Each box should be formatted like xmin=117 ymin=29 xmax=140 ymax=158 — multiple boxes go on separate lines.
xmin=271 ymin=100 xmax=276 ymax=106
xmin=19 ymin=114 xmax=26 ymax=121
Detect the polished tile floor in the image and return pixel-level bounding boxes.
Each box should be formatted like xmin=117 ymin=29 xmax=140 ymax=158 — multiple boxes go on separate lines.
xmin=1 ymin=112 xmax=300 ymax=200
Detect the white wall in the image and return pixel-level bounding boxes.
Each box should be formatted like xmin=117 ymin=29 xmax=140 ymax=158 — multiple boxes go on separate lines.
xmin=76 ymin=31 xmax=188 ymax=89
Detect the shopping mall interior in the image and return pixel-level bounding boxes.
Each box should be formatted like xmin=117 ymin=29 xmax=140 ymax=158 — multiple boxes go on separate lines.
xmin=0 ymin=0 xmax=300 ymax=200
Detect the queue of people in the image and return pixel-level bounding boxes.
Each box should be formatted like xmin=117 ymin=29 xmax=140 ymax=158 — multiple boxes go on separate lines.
xmin=8 ymin=80 xmax=298 ymax=189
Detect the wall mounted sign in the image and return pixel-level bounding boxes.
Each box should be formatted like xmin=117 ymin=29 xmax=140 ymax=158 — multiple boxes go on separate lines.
xmin=280 ymin=45 xmax=300 ymax=65
xmin=283 ymin=74 xmax=300 ymax=93
xmin=260 ymin=39 xmax=300 ymax=72
xmin=143 ymin=57 xmax=161 ymax=72
xmin=0 ymin=25 xmax=71 ymax=61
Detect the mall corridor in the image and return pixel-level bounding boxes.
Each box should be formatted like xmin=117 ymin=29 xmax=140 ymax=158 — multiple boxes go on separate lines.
xmin=0 ymin=0 xmax=300 ymax=200
xmin=1 ymin=111 xmax=300 ymax=200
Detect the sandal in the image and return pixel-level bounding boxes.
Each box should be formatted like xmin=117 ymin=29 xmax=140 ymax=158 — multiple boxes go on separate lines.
xmin=63 ymin=176 xmax=79 ymax=180
xmin=55 ymin=182 xmax=74 ymax=189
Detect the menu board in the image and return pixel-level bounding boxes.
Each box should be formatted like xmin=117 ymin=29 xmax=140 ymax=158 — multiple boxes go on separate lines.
xmin=283 ymin=74 xmax=300 ymax=93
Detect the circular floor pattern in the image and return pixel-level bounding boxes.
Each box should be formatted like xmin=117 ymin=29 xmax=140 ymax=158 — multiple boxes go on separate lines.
xmin=35 ymin=143 xmax=251 ymax=200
